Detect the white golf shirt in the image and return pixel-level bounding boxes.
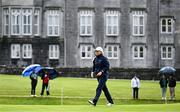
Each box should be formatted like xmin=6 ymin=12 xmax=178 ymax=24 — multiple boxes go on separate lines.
xmin=131 ymin=77 xmax=140 ymax=88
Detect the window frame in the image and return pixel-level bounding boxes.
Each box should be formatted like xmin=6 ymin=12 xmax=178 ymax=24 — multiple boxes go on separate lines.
xmin=11 ymin=44 xmax=21 ymax=59
xmin=161 ymin=18 xmax=173 ymax=34
xmin=79 ymin=10 xmax=93 ymax=36
xmin=80 ymin=45 xmax=93 ymax=59
xmin=47 ymin=10 xmax=60 ymax=36
xmin=34 ymin=8 xmax=40 ymax=36
xmin=11 ymin=8 xmax=22 ymax=35
xmin=3 ymin=8 xmax=10 ymax=35
xmin=161 ymin=46 xmax=173 ymax=60
xmin=132 ymin=45 xmax=145 ymax=59
xmin=22 ymin=8 xmax=32 ymax=35
xmin=22 ymin=44 xmax=32 ymax=59
xmin=105 ymin=11 xmax=119 ymax=36
xmin=132 ymin=11 xmax=145 ymax=36
xmin=49 ymin=45 xmax=60 ymax=59
xmin=106 ymin=45 xmax=119 ymax=59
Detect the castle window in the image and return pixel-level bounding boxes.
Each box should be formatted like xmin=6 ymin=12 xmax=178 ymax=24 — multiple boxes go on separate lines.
xmin=79 ymin=10 xmax=93 ymax=36
xmin=133 ymin=45 xmax=145 ymax=59
xmin=22 ymin=9 xmax=32 ymax=35
xmin=49 ymin=45 xmax=60 ymax=59
xmin=22 ymin=44 xmax=32 ymax=59
xmin=11 ymin=44 xmax=21 ymax=59
xmin=80 ymin=45 xmax=93 ymax=59
xmin=161 ymin=46 xmax=173 ymax=59
xmin=3 ymin=8 xmax=9 ymax=35
xmin=132 ymin=11 xmax=145 ymax=36
xmin=105 ymin=10 xmax=119 ymax=36
xmin=161 ymin=18 xmax=173 ymax=34
xmin=11 ymin=8 xmax=21 ymax=35
xmin=47 ymin=10 xmax=60 ymax=36
xmin=106 ymin=45 xmax=119 ymax=59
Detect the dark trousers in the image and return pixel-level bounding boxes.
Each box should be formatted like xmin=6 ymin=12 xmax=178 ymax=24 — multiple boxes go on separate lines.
xmin=93 ymin=76 xmax=113 ymax=105
xmin=31 ymin=80 xmax=37 ymax=95
xmin=41 ymin=83 xmax=50 ymax=96
xmin=133 ymin=87 xmax=139 ymax=99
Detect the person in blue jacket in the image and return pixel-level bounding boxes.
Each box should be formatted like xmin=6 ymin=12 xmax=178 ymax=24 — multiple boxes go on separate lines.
xmin=30 ymin=71 xmax=38 ymax=97
xmin=88 ymin=47 xmax=114 ymax=106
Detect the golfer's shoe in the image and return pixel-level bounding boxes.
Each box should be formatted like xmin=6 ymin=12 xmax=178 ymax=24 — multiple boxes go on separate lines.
xmin=107 ymin=103 xmax=113 ymax=107
xmin=88 ymin=100 xmax=96 ymax=106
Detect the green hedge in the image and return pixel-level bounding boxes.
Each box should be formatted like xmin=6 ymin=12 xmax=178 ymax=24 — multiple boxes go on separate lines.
xmin=0 ymin=66 xmax=179 ymax=80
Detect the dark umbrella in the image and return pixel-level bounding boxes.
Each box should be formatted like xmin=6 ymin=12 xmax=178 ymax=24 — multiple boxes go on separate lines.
xmin=38 ymin=67 xmax=59 ymax=79
xmin=159 ymin=66 xmax=176 ymax=75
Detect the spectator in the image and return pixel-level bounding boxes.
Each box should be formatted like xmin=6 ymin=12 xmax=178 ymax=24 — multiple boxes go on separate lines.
xmin=168 ymin=75 xmax=176 ymax=100
xmin=159 ymin=75 xmax=168 ymax=100
xmin=131 ymin=75 xmax=140 ymax=99
xmin=30 ymin=71 xmax=38 ymax=97
xmin=40 ymin=71 xmax=50 ymax=96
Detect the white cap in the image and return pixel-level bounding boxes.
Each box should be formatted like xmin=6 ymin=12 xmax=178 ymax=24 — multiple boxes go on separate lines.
xmin=95 ymin=47 xmax=104 ymax=54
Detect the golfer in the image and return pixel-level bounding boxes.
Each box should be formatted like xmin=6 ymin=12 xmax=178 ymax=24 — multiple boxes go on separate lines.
xmin=88 ymin=47 xmax=114 ymax=106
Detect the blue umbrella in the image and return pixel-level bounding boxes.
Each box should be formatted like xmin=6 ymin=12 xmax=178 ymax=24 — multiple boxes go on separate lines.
xmin=159 ymin=66 xmax=176 ymax=74
xmin=38 ymin=67 xmax=59 ymax=79
xmin=22 ymin=64 xmax=42 ymax=77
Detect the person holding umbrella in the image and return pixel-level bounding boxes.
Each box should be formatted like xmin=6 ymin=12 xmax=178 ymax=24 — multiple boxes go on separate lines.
xmin=39 ymin=67 xmax=59 ymax=96
xmin=40 ymin=71 xmax=50 ymax=96
xmin=88 ymin=47 xmax=114 ymax=106
xmin=159 ymin=75 xmax=168 ymax=100
xmin=159 ymin=66 xmax=176 ymax=100
xmin=22 ymin=64 xmax=42 ymax=97
xmin=30 ymin=71 xmax=38 ymax=97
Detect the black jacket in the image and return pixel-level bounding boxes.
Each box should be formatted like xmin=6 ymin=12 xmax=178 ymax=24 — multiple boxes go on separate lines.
xmin=92 ymin=54 xmax=109 ymax=77
xmin=168 ymin=78 xmax=176 ymax=87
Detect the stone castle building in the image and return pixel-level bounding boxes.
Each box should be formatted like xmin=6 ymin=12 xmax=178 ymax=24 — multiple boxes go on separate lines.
xmin=0 ymin=0 xmax=180 ymax=68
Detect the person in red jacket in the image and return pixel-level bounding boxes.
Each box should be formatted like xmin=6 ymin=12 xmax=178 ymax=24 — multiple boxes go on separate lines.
xmin=40 ymin=71 xmax=50 ymax=96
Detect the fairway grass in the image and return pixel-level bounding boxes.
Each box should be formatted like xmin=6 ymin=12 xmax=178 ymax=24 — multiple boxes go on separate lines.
xmin=0 ymin=74 xmax=180 ymax=111
xmin=0 ymin=104 xmax=180 ymax=112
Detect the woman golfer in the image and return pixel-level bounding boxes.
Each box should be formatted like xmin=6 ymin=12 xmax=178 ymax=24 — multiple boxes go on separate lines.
xmin=88 ymin=47 xmax=114 ymax=106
